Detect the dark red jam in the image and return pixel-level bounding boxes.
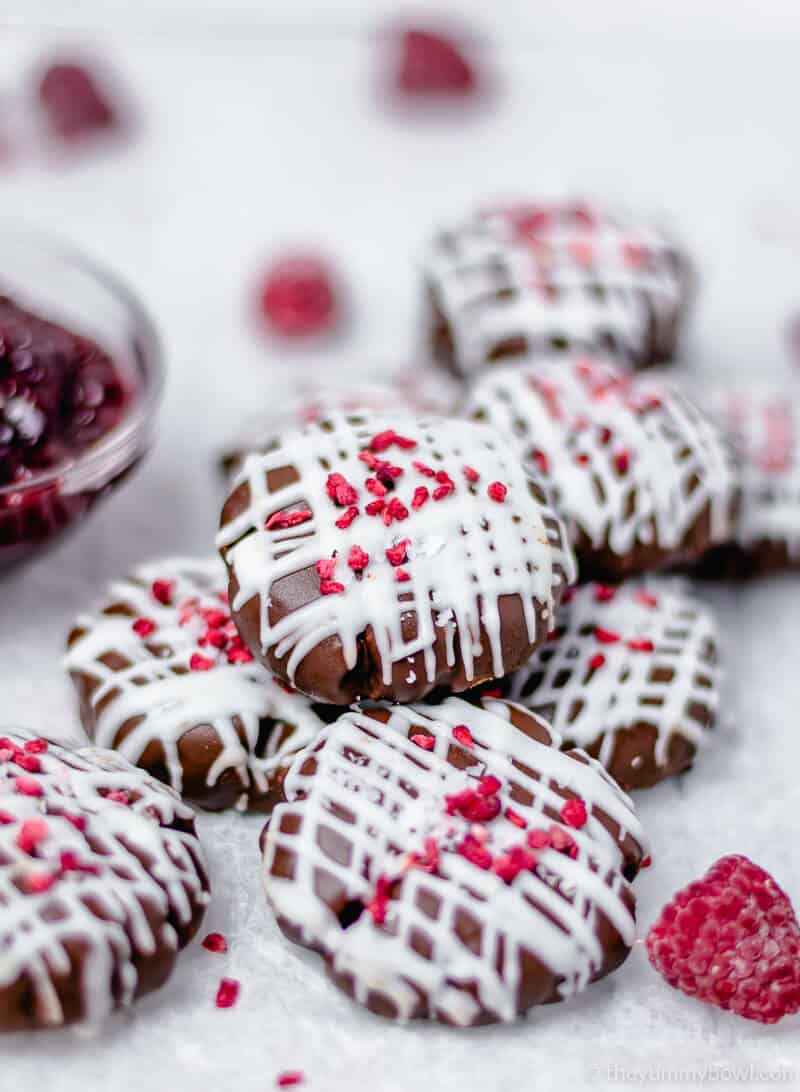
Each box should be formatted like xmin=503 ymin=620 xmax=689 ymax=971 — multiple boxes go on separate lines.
xmin=0 ymin=296 xmax=132 ymax=565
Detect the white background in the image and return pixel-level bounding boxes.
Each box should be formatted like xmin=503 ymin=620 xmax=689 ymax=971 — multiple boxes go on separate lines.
xmin=1 ymin=3 xmax=800 ymax=1090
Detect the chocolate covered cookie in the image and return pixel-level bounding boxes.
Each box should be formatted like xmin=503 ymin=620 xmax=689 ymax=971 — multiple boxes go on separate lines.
xmin=66 ymin=558 xmax=325 ymax=812
xmin=481 ymin=581 xmax=718 ymax=790
xmin=466 ymin=355 xmax=739 ymax=580
xmin=689 ymin=380 xmax=800 ymax=577
xmin=261 ymin=697 xmax=646 ymax=1026
xmin=0 ymin=730 xmax=209 ymax=1030
xmin=219 ymin=369 xmax=460 ymax=479
xmin=422 ymin=200 xmax=692 ymax=378
xmin=218 ymin=412 xmax=576 ymax=704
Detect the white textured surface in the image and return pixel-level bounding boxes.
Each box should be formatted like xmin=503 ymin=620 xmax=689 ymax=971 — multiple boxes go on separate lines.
xmin=1 ymin=12 xmax=800 ymax=1091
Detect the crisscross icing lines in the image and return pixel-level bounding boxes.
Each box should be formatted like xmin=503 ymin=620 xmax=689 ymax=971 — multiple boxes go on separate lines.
xmin=699 ymin=383 xmax=800 ymax=553
xmin=264 ymin=698 xmax=645 ymax=1024
xmin=467 ymin=358 xmax=737 ymax=557
xmin=0 ymin=733 xmax=207 ymax=1027
xmin=218 ymin=413 xmax=575 ymax=688
xmin=65 ymin=558 xmax=324 ymax=797
xmin=507 ymin=581 xmax=719 ymax=769
xmin=424 ymin=202 xmax=685 ymax=371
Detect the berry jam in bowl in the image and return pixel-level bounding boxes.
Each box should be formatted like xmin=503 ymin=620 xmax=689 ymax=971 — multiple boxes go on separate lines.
xmin=0 ymin=229 xmax=163 ymax=568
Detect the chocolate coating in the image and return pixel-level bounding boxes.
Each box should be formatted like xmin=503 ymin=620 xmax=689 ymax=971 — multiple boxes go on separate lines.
xmin=422 ymin=200 xmax=694 ymax=379
xmin=218 ymin=413 xmax=575 ymax=704
xmin=260 ymin=698 xmax=646 ymax=1026
xmin=466 ymin=356 xmax=740 ymax=583
xmin=0 ymin=731 xmax=209 ymax=1030
xmin=66 ymin=558 xmax=325 ymax=812
xmin=471 ymin=580 xmax=719 ymax=790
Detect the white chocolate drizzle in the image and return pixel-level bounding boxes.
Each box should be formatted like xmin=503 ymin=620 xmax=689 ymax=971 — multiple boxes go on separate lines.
xmin=64 ymin=558 xmax=325 ymax=802
xmin=262 ymin=697 xmax=646 ymax=1025
xmin=466 ymin=355 xmax=738 ymax=559
xmin=219 ymin=370 xmax=460 ymax=477
xmin=423 ymin=200 xmax=688 ymax=375
xmin=504 ymin=581 xmax=719 ymax=772
xmin=217 ymin=413 xmax=575 ymax=694
xmin=0 ymin=730 xmax=209 ymax=1028
xmin=692 ymin=379 xmax=800 ymax=556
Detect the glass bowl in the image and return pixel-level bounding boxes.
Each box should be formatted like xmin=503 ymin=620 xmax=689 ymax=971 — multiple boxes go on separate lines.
xmin=0 ymin=228 xmax=164 ymax=569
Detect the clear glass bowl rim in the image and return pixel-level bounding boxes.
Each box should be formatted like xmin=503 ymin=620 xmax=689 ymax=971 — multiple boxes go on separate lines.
xmin=0 ymin=226 xmax=164 ymax=497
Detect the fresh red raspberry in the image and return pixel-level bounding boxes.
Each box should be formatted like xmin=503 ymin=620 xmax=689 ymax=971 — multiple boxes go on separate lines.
xmin=37 ymin=61 xmax=119 ymax=141
xmin=646 ymin=855 xmax=800 ymax=1024
xmin=396 ymin=29 xmax=476 ymax=96
xmin=259 ymin=256 xmax=337 ymax=338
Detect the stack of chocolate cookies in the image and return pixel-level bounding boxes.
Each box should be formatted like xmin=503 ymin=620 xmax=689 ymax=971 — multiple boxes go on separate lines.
xmin=9 ymin=198 xmax=765 ymax=1032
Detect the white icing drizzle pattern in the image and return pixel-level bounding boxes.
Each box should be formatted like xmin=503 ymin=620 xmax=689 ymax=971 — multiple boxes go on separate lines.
xmin=504 ymin=581 xmax=719 ymax=772
xmin=693 ymin=380 xmax=800 ymax=555
xmin=466 ymin=355 xmax=739 ymax=558
xmin=262 ymin=697 xmax=646 ymax=1026
xmin=217 ymin=413 xmax=575 ymax=694
xmin=0 ymin=730 xmax=209 ymax=1028
xmin=423 ymin=200 xmax=688 ymax=375
xmin=64 ymin=558 xmax=325 ymax=803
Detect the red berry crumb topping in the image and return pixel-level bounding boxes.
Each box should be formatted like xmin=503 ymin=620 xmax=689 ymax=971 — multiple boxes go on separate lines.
xmin=560 ymin=798 xmax=588 ymax=829
xmin=17 ymin=817 xmax=49 ymax=853
xmin=487 ymin=481 xmax=507 ymax=503
xmin=265 ymin=508 xmax=312 ymax=531
xmin=276 ymin=1072 xmax=305 ymax=1088
xmin=347 ymin=545 xmax=370 ymax=572
xmin=23 ymin=872 xmax=58 ymax=894
xmin=326 ymin=472 xmax=358 ymax=507
xmin=593 ymin=584 xmax=616 ymax=603
xmin=14 ymin=753 xmax=41 ymax=773
xmin=452 ymin=724 xmax=474 ymax=748
xmin=151 ymin=579 xmax=175 ymax=606
xmin=646 ymin=855 xmax=800 ymax=1025
xmin=335 ymin=506 xmax=359 ymax=530
xmin=635 ymin=590 xmax=659 ymax=609
xmin=493 ymin=846 xmax=537 ymax=885
xmin=531 ymin=448 xmax=549 ymax=475
xmin=105 ymin=789 xmax=131 ymax=805
xmin=202 ymin=932 xmax=228 ymax=954
xmin=215 ymin=978 xmax=240 ymax=1009
xmin=395 ymin=29 xmax=476 ymax=96
xmin=15 ymin=776 xmax=42 ymax=798
xmin=410 ymin=733 xmax=435 ymax=751
xmin=259 ymin=256 xmax=337 ymax=338
xmin=315 ymin=558 xmax=336 ymax=581
xmin=366 ymin=875 xmax=392 ymax=924
xmin=613 ymin=450 xmax=630 ymax=474
xmin=445 ymin=786 xmax=500 ymax=823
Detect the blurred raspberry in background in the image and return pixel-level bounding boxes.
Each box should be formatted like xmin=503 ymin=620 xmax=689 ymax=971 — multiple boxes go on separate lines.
xmin=257 ymin=255 xmax=340 ymax=339
xmin=36 ymin=60 xmax=122 ymax=142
